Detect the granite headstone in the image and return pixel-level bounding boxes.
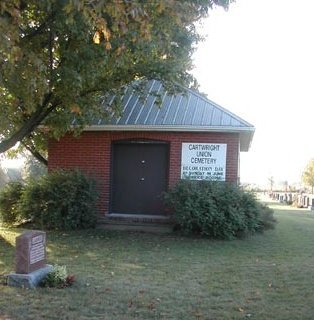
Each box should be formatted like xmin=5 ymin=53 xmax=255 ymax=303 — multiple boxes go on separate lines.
xmin=15 ymin=230 xmax=47 ymax=274
xmin=7 ymin=230 xmax=52 ymax=288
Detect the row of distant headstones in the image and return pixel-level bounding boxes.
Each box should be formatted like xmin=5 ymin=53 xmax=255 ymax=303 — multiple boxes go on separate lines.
xmin=270 ymin=192 xmax=314 ymax=208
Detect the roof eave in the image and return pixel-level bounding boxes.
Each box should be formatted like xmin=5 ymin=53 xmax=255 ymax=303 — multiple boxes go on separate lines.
xmin=83 ymin=125 xmax=255 ymax=152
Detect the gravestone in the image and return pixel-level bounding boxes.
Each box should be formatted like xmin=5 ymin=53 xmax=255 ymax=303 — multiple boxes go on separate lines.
xmin=16 ymin=230 xmax=46 ymax=274
xmin=297 ymin=194 xmax=302 ymax=208
xmin=288 ymin=193 xmax=293 ymax=203
xmin=305 ymin=196 xmax=309 ymax=208
xmin=7 ymin=230 xmax=53 ymax=289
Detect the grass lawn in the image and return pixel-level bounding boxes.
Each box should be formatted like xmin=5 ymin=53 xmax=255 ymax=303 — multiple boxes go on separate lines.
xmin=1 ymin=200 xmax=314 ymax=319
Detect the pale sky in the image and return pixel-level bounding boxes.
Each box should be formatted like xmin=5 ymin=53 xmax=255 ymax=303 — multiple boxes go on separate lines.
xmin=193 ymin=0 xmax=314 ymax=186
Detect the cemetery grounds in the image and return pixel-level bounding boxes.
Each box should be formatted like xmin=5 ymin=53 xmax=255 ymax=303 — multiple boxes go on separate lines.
xmin=0 ymin=198 xmax=314 ymax=319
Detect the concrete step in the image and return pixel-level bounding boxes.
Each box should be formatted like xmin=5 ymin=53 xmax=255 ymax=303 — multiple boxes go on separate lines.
xmin=97 ymin=213 xmax=175 ymax=233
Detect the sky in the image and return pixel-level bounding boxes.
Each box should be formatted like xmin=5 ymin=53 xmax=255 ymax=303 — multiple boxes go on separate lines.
xmin=193 ymin=0 xmax=314 ymax=187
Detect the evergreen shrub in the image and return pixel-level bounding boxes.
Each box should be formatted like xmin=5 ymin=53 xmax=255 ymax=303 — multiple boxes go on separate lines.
xmin=0 ymin=170 xmax=98 ymax=230
xmin=18 ymin=169 xmax=98 ymax=230
xmin=165 ymin=180 xmax=276 ymax=239
xmin=0 ymin=181 xmax=24 ymax=226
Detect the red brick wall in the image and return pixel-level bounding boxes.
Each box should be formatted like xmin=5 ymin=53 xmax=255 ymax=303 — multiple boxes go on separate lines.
xmin=48 ymin=131 xmax=240 ymax=215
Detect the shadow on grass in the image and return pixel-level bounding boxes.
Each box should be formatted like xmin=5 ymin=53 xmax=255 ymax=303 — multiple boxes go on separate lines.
xmin=0 ymin=234 xmax=14 ymax=249
xmin=0 ymin=235 xmax=15 ymax=279
xmin=1 ymin=216 xmax=314 ymax=319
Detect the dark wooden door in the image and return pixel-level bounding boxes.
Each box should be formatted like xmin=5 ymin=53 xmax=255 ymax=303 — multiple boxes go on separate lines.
xmin=111 ymin=142 xmax=168 ymax=215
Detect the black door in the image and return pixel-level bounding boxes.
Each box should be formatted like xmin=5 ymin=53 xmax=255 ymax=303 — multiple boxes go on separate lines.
xmin=111 ymin=141 xmax=168 ymax=215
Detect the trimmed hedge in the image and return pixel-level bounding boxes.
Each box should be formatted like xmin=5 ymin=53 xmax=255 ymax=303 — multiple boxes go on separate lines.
xmin=0 ymin=169 xmax=98 ymax=230
xmin=165 ymin=180 xmax=276 ymax=239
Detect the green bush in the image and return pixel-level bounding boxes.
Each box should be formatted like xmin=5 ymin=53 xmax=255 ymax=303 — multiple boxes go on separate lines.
xmin=165 ymin=180 xmax=276 ymax=240
xmin=0 ymin=181 xmax=24 ymax=226
xmin=40 ymin=265 xmax=75 ymax=288
xmin=256 ymin=203 xmax=277 ymax=231
xmin=19 ymin=169 xmax=98 ymax=230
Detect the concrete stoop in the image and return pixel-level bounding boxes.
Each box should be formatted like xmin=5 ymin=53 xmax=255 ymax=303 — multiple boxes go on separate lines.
xmin=97 ymin=214 xmax=174 ymax=233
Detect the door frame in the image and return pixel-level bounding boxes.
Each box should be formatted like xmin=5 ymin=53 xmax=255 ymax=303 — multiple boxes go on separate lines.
xmin=109 ymin=139 xmax=170 ymax=215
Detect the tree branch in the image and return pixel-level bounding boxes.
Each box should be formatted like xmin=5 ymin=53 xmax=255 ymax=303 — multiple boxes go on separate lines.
xmin=22 ymin=141 xmax=48 ymax=166
xmin=0 ymin=93 xmax=55 ymax=154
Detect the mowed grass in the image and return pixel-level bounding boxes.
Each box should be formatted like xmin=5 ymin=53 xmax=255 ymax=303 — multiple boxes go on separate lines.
xmin=1 ymin=201 xmax=314 ymax=320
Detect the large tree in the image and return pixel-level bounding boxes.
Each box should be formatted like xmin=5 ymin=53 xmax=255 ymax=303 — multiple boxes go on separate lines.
xmin=302 ymin=159 xmax=314 ymax=194
xmin=0 ymin=0 xmax=232 ymax=163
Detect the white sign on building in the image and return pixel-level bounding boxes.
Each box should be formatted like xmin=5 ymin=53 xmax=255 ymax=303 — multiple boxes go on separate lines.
xmin=181 ymin=143 xmax=227 ymax=181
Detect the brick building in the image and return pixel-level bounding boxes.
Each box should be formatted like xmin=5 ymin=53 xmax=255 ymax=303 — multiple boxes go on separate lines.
xmin=48 ymin=80 xmax=255 ymax=218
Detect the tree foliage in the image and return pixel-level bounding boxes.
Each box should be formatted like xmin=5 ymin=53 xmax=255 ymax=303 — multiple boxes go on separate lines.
xmin=0 ymin=0 xmax=233 ymax=162
xmin=22 ymin=152 xmax=47 ymax=179
xmin=302 ymin=159 xmax=314 ymax=194
xmin=0 ymin=165 xmax=8 ymax=189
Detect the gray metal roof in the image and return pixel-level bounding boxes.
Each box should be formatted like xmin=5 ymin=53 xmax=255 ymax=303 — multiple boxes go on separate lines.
xmin=85 ymin=80 xmax=255 ymax=151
